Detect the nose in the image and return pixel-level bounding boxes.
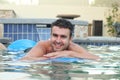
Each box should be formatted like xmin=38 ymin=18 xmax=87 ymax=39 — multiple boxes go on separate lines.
xmin=56 ymin=36 xmax=61 ymax=43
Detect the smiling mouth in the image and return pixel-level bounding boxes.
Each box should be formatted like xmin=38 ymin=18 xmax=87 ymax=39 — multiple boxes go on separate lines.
xmin=53 ymin=42 xmax=63 ymax=50
xmin=55 ymin=44 xmax=62 ymax=48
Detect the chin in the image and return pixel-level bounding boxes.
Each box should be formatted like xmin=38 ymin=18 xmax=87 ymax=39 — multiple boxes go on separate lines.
xmin=54 ymin=49 xmax=62 ymax=52
xmin=53 ymin=48 xmax=63 ymax=52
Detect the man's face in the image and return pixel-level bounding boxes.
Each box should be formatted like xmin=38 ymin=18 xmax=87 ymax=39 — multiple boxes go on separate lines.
xmin=50 ymin=26 xmax=71 ymax=51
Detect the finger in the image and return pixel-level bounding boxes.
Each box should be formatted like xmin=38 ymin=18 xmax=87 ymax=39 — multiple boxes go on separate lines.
xmin=43 ymin=53 xmax=57 ymax=57
xmin=40 ymin=57 xmax=50 ymax=60
xmin=50 ymin=55 xmax=62 ymax=59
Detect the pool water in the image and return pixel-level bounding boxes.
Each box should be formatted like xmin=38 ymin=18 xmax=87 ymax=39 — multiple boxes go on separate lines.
xmin=0 ymin=45 xmax=120 ymax=80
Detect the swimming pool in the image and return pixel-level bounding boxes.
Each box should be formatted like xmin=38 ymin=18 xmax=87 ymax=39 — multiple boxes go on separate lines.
xmin=0 ymin=45 xmax=120 ymax=80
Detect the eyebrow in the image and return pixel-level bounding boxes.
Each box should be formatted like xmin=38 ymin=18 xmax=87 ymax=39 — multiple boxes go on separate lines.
xmin=52 ymin=33 xmax=67 ymax=38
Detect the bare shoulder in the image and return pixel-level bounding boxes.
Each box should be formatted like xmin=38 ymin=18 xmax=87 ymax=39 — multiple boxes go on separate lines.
xmin=35 ymin=40 xmax=51 ymax=52
xmin=37 ymin=40 xmax=50 ymax=47
xmin=69 ymin=41 xmax=87 ymax=51
xmin=24 ymin=40 xmax=51 ymax=57
xmin=69 ymin=41 xmax=81 ymax=47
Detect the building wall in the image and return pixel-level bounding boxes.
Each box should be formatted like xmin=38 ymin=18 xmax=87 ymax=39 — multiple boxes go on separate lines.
xmin=0 ymin=10 xmax=16 ymax=38
xmin=0 ymin=24 xmax=3 ymax=37
xmin=0 ymin=4 xmax=110 ymax=36
xmin=0 ymin=5 xmax=105 ymax=21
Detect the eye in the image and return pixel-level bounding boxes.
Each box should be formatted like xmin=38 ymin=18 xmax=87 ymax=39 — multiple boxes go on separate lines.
xmin=52 ymin=33 xmax=58 ymax=37
xmin=61 ymin=35 xmax=67 ymax=38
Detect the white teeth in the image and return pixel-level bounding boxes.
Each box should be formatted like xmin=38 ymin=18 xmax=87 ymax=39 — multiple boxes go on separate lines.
xmin=55 ymin=44 xmax=61 ymax=48
xmin=56 ymin=45 xmax=61 ymax=47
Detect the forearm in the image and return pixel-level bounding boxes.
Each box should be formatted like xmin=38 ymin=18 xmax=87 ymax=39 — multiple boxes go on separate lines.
xmin=45 ymin=50 xmax=100 ymax=60
xmin=43 ymin=50 xmax=100 ymax=61
xmin=20 ymin=55 xmax=49 ymax=61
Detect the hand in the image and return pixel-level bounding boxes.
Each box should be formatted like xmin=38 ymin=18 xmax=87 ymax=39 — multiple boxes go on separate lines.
xmin=43 ymin=51 xmax=70 ymax=59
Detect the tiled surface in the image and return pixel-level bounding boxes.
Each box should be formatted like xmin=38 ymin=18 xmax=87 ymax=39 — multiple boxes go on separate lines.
xmin=75 ymin=42 xmax=120 ymax=46
xmin=73 ymin=37 xmax=120 ymax=46
xmin=4 ymin=24 xmax=50 ymax=42
xmin=74 ymin=25 xmax=88 ymax=38
xmin=0 ymin=24 xmax=4 ymax=37
xmin=36 ymin=27 xmax=51 ymax=40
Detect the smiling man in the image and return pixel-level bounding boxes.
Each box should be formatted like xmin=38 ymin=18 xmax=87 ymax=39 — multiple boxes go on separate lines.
xmin=21 ymin=19 xmax=100 ymax=61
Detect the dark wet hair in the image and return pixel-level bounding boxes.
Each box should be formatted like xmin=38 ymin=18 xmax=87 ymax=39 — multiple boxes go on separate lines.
xmin=51 ymin=19 xmax=73 ymax=37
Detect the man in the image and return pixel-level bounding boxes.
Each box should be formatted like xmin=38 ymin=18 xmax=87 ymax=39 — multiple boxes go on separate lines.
xmin=0 ymin=43 xmax=6 ymax=50
xmin=21 ymin=19 xmax=100 ymax=61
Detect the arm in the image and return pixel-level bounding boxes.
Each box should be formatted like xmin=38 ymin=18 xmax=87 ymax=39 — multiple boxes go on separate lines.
xmin=68 ymin=42 xmax=100 ymax=60
xmin=44 ymin=42 xmax=100 ymax=60
xmin=20 ymin=41 xmax=49 ymax=61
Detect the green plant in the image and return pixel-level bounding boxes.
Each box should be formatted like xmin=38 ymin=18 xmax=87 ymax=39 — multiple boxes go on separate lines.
xmin=105 ymin=3 xmax=120 ymax=36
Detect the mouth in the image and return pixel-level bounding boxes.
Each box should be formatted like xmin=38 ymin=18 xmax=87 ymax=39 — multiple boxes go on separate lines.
xmin=55 ymin=43 xmax=62 ymax=48
xmin=53 ymin=42 xmax=63 ymax=50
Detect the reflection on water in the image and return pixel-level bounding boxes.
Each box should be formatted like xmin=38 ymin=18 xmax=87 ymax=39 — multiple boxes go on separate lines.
xmin=0 ymin=45 xmax=120 ymax=80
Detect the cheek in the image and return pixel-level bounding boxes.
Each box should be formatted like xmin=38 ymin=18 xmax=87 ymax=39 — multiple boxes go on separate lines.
xmin=64 ymin=39 xmax=70 ymax=44
xmin=51 ymin=37 xmax=56 ymax=41
xmin=50 ymin=37 xmax=56 ymax=43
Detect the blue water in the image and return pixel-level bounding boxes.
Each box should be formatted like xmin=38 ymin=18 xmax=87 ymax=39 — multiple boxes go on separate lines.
xmin=0 ymin=45 xmax=120 ymax=80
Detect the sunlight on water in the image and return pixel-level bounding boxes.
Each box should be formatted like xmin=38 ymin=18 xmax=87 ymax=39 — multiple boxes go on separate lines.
xmin=0 ymin=45 xmax=120 ymax=80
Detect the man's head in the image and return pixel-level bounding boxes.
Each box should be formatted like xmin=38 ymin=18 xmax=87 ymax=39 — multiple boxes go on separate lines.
xmin=50 ymin=19 xmax=74 ymax=51
xmin=51 ymin=19 xmax=73 ymax=38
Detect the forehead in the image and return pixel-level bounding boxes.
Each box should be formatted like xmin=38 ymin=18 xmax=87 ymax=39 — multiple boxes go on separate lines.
xmin=51 ymin=26 xmax=70 ymax=34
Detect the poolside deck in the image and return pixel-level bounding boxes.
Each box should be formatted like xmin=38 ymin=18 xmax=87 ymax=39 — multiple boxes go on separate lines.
xmin=73 ymin=37 xmax=120 ymax=45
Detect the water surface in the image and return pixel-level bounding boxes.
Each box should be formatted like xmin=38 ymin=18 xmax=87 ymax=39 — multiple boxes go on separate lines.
xmin=0 ymin=45 xmax=120 ymax=80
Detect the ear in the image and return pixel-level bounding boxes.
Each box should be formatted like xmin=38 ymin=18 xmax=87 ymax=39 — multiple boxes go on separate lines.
xmin=69 ymin=36 xmax=72 ymax=41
